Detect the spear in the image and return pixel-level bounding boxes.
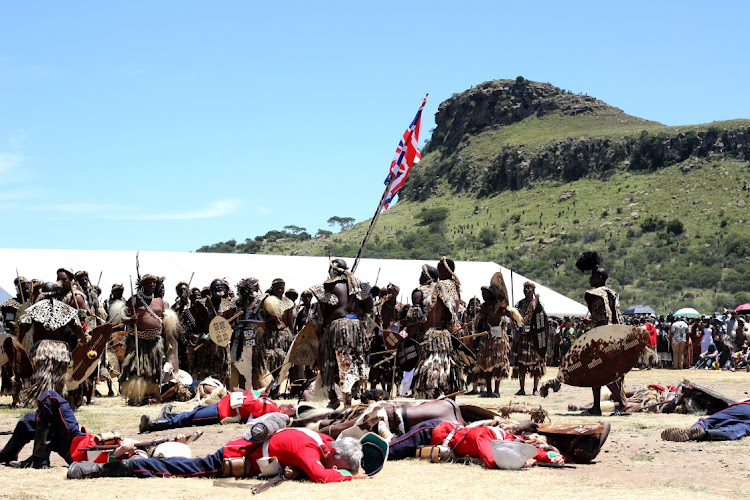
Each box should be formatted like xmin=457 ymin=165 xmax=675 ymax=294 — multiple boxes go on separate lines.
xmin=129 ymin=276 xmax=140 ymax=376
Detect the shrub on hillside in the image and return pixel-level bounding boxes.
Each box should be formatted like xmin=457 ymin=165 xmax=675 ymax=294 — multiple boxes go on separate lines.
xmin=641 ymin=215 xmax=665 ymax=233
xmin=666 ymin=219 xmax=685 ymax=235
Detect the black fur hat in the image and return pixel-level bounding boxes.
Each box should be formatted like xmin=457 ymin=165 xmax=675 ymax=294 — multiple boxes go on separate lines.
xmin=575 ymin=251 xmax=603 ymax=273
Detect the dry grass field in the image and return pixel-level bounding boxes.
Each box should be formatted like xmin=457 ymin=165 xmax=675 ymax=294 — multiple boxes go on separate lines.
xmin=1 ymin=368 xmax=748 ymax=500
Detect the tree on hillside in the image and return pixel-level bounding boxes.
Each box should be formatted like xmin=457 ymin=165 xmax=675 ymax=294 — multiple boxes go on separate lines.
xmin=283 ymin=225 xmax=307 ymax=235
xmin=327 ymin=216 xmax=355 ymax=232
xmin=316 ymin=229 xmax=333 ymax=238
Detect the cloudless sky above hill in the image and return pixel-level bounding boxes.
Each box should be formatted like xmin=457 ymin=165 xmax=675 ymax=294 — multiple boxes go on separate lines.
xmin=1 ymin=1 xmax=748 ymax=251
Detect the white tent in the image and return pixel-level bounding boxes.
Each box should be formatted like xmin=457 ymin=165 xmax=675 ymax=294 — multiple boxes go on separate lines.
xmin=0 ymin=249 xmax=588 ymax=317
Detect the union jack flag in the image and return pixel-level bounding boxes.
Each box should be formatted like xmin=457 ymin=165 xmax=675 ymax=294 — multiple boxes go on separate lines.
xmin=383 ymin=95 xmax=428 ymax=209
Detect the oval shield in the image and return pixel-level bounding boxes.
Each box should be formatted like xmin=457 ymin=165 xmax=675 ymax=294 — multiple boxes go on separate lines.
xmin=209 ymin=316 xmax=232 ymax=347
xmin=396 ymin=336 xmax=421 ymax=372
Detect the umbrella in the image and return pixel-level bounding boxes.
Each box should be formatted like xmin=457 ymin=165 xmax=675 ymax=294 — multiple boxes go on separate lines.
xmin=622 ymin=305 xmax=656 ymax=316
xmin=735 ymin=304 xmax=750 ymax=312
xmin=674 ymin=307 xmax=701 ymax=319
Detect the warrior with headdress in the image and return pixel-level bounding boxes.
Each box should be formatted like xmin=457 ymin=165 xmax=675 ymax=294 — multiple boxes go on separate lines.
xmin=575 ymin=251 xmax=628 ymax=416
xmin=17 ymin=282 xmax=91 ymax=407
xmin=261 ymin=278 xmax=295 ymax=376
xmin=190 ymin=278 xmax=236 ymax=385
xmin=231 ymin=277 xmax=269 ymax=390
xmin=475 ymin=272 xmax=520 ymax=398
xmin=317 ymin=258 xmax=373 ymax=408
xmin=410 ymin=260 xmax=463 ymax=399
xmin=119 ymin=274 xmax=179 ymax=405
xmin=513 ymin=281 xmax=548 ymax=396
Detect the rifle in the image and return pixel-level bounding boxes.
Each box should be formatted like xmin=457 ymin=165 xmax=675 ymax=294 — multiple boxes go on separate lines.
xmin=78 ymin=437 xmax=169 ymax=452
xmin=77 ymin=430 xmax=202 ymax=452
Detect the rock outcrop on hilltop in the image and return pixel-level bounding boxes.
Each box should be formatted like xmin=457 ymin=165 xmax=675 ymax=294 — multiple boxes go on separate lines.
xmin=425 ymin=79 xmax=621 ymax=153
xmin=403 ymin=79 xmax=750 ymax=202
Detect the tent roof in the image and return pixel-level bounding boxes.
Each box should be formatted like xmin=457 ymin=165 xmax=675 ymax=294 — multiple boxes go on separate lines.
xmin=0 ymin=249 xmax=588 ymax=317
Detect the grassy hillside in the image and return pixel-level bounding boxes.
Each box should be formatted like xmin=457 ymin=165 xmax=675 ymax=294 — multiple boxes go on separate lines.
xmin=198 ymin=80 xmax=750 ymax=315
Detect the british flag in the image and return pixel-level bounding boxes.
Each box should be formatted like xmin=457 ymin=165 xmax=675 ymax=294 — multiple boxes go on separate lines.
xmin=383 ymin=95 xmax=428 ymax=209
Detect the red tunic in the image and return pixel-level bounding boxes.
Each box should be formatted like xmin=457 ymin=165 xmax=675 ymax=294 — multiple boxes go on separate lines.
xmin=645 ymin=323 xmax=658 ymax=347
xmin=223 ymin=428 xmax=353 ymax=483
xmin=430 ymin=421 xmax=561 ymax=468
xmin=70 ymin=434 xmax=110 ymax=463
xmin=216 ymin=391 xmax=280 ymax=422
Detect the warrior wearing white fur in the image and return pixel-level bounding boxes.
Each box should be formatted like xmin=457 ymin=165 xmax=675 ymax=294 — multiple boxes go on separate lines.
xmin=191 ymin=278 xmax=235 ymax=385
xmin=231 ymin=277 xmax=269 ymax=390
xmin=474 ymin=272 xmax=519 ymax=398
xmin=317 ymin=259 xmax=373 ymax=408
xmin=119 ymin=274 xmax=179 ymax=405
xmin=410 ymin=260 xmax=463 ymax=399
xmin=17 ymin=282 xmax=91 ymax=406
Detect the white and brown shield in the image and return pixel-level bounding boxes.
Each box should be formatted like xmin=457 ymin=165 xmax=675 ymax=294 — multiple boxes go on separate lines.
xmin=558 ymin=324 xmax=648 ymax=387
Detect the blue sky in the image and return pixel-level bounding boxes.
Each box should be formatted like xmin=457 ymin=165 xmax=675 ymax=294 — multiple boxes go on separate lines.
xmin=2 ymin=1 xmax=749 ymax=252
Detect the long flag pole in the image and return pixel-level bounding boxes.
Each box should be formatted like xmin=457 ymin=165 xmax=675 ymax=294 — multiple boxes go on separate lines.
xmin=351 ymin=95 xmax=428 ymax=273
xmin=351 ymin=179 xmax=395 ymax=273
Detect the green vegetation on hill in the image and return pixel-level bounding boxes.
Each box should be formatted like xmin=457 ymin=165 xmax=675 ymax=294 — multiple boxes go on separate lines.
xmin=197 ymin=79 xmax=750 ymax=315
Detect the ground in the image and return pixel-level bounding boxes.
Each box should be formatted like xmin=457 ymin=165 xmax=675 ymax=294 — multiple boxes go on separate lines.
xmin=1 ymin=368 xmax=748 ymax=500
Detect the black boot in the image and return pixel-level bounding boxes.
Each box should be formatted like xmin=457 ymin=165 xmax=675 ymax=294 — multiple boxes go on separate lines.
xmin=0 ymin=437 xmax=25 ymax=464
xmin=101 ymin=459 xmax=134 ymax=477
xmin=67 ymin=461 xmax=104 ymax=479
xmin=139 ymin=415 xmax=171 ymax=433
xmin=28 ymin=426 xmax=51 ymax=469
xmin=9 ymin=427 xmax=51 ymax=469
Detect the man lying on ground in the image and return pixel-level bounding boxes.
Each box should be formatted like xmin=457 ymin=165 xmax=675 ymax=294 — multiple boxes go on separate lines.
xmin=0 ymin=390 xmax=194 ymax=469
xmin=139 ymin=385 xmax=295 ymax=433
xmin=68 ymin=426 xmax=381 ymax=482
xmin=661 ymin=399 xmax=750 ymax=442
xmin=293 ymin=399 xmax=466 ymax=441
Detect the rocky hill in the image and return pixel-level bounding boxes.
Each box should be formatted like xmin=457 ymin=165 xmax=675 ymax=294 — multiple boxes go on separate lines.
xmin=198 ymin=79 xmax=750 ymax=315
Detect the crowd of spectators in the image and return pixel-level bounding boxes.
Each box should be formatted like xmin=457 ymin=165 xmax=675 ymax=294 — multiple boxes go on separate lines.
xmin=545 ymin=312 xmax=749 ymax=371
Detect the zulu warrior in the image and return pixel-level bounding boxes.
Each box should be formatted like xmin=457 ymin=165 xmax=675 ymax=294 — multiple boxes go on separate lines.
xmin=120 ymin=274 xmax=178 ymax=405
xmin=318 ymin=259 xmax=372 ymax=408
xmin=475 ymin=273 xmax=519 ymax=398
xmin=513 ymin=281 xmax=548 ymax=396
xmin=191 ymin=278 xmax=236 ymax=385
xmin=18 ymin=282 xmax=91 ymax=406
xmin=411 ymin=261 xmax=462 ymax=399
xmin=231 ymin=277 xmax=268 ymax=390
xmin=576 ymin=251 xmax=628 ymax=416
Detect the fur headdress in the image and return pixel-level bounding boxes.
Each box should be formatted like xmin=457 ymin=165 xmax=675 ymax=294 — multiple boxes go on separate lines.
xmin=575 ymin=251 xmax=603 ymax=273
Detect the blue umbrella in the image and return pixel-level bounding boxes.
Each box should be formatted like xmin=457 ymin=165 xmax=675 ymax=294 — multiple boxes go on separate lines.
xmin=622 ymin=305 xmax=656 ymax=316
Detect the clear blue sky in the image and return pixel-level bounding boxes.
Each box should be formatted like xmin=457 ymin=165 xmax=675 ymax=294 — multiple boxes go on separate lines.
xmin=2 ymin=1 xmax=748 ymax=251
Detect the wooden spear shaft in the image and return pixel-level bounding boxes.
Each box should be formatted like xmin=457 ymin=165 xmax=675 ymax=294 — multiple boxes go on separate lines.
xmin=129 ymin=276 xmax=140 ymax=376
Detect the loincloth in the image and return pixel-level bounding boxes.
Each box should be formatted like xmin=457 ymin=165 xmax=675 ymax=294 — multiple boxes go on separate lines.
xmin=320 ymin=317 xmax=367 ymax=394
xmin=477 ymin=332 xmax=510 ymax=378
xmin=512 ymin=335 xmax=546 ymax=378
xmin=411 ymin=329 xmax=462 ymax=398
xmin=20 ymin=339 xmax=71 ymax=406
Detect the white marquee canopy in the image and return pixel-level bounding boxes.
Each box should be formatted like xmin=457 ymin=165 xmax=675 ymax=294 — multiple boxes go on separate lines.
xmin=0 ymin=249 xmax=588 ymax=317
